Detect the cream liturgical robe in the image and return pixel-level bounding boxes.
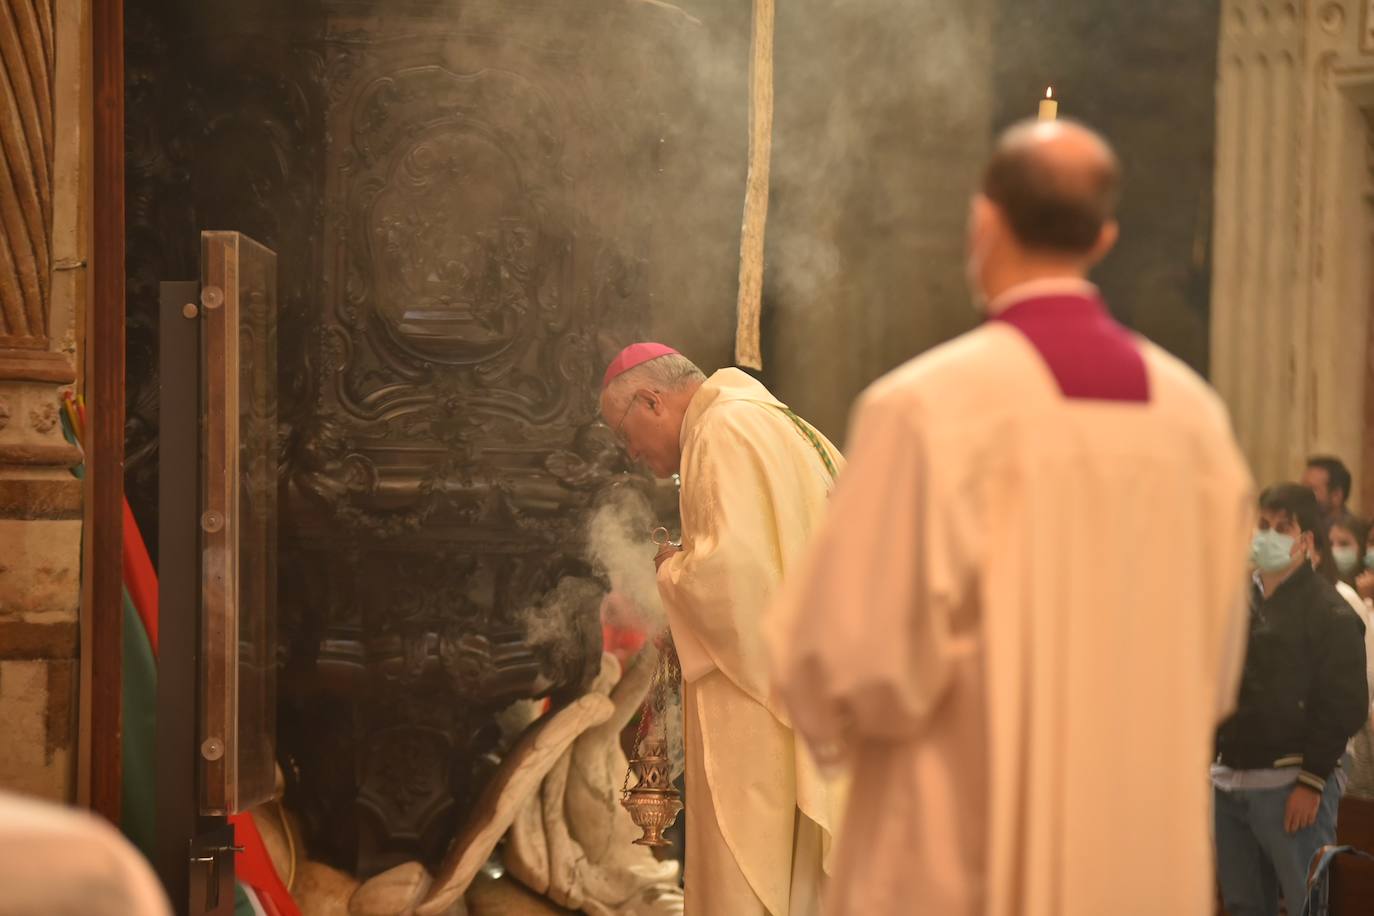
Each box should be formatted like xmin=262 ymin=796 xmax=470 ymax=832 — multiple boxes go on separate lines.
xmin=657 ymin=368 xmax=845 ymax=916
xmin=770 ymin=283 xmax=1255 ymax=916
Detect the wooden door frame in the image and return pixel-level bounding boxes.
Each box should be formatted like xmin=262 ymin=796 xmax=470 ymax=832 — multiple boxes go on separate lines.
xmin=85 ymin=0 xmax=125 ymax=823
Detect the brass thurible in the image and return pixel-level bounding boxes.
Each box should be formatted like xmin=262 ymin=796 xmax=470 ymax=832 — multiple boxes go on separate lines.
xmin=620 ymin=736 xmax=683 ymax=847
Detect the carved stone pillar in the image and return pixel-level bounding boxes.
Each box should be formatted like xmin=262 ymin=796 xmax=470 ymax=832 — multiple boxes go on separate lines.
xmin=0 ymin=0 xmax=86 ymax=802
xmin=1211 ymin=0 xmax=1374 ymax=495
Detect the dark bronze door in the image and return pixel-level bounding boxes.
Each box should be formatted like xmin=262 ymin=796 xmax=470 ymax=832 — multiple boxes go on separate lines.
xmin=129 ymin=0 xmax=745 ymax=885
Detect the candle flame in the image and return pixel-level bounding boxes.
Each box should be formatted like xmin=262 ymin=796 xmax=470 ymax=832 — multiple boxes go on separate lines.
xmin=1046 ymin=86 xmax=1054 ymax=100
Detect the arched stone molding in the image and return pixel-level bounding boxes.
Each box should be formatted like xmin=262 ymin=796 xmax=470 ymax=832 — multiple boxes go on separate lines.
xmin=1212 ymin=0 xmax=1374 ymax=498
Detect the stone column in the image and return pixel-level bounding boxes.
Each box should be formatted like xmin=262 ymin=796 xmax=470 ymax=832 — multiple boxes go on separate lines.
xmin=1211 ymin=0 xmax=1374 ymax=494
xmin=0 ymin=0 xmax=87 ymax=802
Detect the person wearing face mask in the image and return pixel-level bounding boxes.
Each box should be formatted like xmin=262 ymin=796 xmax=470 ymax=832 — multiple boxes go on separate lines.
xmin=1327 ymin=516 xmax=1370 ymax=592
xmin=1311 ymin=520 xmax=1368 ymax=624
xmin=1213 ymin=484 xmax=1369 ymax=916
xmin=767 ymin=120 xmax=1256 ymax=916
xmin=1354 ymin=524 xmax=1374 ymax=608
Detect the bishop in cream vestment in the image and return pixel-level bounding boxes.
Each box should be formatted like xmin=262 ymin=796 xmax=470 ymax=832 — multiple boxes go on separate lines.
xmin=660 ymin=369 xmax=844 ymax=916
xmin=599 ymin=345 xmax=844 ymax=916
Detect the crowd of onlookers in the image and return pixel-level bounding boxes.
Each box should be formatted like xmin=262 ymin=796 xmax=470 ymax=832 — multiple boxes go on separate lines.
xmin=1213 ymin=456 xmax=1374 ymax=915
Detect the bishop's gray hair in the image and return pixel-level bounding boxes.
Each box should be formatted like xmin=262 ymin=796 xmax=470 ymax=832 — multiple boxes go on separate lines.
xmin=602 ymin=353 xmax=706 ymax=414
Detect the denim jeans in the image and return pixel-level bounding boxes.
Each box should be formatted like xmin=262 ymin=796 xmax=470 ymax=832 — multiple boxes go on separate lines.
xmin=1214 ymin=777 xmax=1343 ymax=916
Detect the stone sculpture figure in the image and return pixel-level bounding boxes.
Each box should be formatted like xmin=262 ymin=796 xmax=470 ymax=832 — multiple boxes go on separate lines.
xmin=503 ymin=651 xmax=683 ymax=915
xmin=269 ymin=647 xmax=682 ymax=915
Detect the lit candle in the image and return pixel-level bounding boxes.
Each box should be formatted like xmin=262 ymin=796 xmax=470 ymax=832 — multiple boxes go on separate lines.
xmin=1038 ymin=86 xmax=1058 ymax=121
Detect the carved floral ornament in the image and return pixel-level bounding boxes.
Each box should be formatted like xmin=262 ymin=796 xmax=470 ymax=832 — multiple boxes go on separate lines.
xmin=345 ymin=65 xmax=580 ymax=369
xmin=1323 ymin=1 xmax=1348 ymax=35
xmin=29 ymin=401 xmax=58 ymax=434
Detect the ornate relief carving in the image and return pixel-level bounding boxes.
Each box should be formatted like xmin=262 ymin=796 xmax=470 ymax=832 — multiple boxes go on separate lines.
xmin=0 ymin=398 xmax=10 ymax=431
xmin=29 ymin=402 xmax=57 ymax=434
xmin=126 ymin=0 xmax=683 ymax=879
xmin=0 ymin=0 xmax=55 ymax=351
xmin=1321 ymin=1 xmax=1347 ymax=35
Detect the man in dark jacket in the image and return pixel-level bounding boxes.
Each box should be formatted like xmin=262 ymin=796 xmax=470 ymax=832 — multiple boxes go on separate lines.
xmin=1214 ymin=483 xmax=1369 ymax=916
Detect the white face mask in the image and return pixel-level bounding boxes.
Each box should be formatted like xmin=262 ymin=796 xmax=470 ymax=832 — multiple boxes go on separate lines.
xmin=1333 ymin=545 xmax=1360 ymax=576
xmin=1251 ymin=529 xmax=1298 ymax=574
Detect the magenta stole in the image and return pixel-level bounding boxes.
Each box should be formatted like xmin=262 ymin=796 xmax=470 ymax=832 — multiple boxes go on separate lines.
xmin=988 ymin=293 xmax=1150 ymax=403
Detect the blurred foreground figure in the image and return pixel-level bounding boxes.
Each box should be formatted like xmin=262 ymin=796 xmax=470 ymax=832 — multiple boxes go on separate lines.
xmin=0 ymin=789 xmax=171 ymax=916
xmin=600 ymin=346 xmax=845 ymax=916
xmin=770 ymin=120 xmax=1254 ymax=916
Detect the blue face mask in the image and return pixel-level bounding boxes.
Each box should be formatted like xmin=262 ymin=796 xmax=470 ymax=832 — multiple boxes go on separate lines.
xmin=1365 ymin=549 xmax=1374 ymax=572
xmin=1251 ymin=529 xmax=1297 ymax=574
xmin=1333 ymin=545 xmax=1360 ymax=576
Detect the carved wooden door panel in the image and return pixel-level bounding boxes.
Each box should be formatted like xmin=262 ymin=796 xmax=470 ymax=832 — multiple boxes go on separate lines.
xmin=125 ymin=0 xmax=732 ymax=879
xmin=276 ymin=5 xmax=685 ymax=877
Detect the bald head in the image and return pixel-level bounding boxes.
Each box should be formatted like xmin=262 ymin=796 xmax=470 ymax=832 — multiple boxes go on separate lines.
xmin=981 ymin=119 xmax=1122 ymax=257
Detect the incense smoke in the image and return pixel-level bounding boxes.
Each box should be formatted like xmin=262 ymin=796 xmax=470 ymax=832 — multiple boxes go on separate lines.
xmin=511 ymin=484 xmax=669 ymax=701
xmin=640 ymin=0 xmax=996 ymax=437
xmin=585 ymin=486 xmax=668 ymax=631
xmin=518 ymin=575 xmax=605 ymax=696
